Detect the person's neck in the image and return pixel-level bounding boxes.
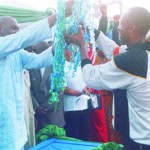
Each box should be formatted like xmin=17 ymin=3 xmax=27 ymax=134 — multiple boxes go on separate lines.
xmin=127 ymin=36 xmax=145 ymax=48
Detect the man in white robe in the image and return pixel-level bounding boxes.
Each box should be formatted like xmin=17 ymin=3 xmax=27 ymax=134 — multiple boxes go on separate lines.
xmin=0 ymin=1 xmax=73 ymax=149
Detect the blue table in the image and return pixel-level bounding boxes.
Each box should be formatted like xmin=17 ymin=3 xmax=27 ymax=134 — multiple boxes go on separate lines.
xmin=30 ymin=138 xmax=102 ymax=150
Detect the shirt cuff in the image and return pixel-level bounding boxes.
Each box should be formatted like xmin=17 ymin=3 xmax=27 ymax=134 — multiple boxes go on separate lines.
xmin=81 ymin=58 xmax=92 ymax=68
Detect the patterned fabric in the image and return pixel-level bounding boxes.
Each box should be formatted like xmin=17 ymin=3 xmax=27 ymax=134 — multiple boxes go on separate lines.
xmin=89 ymin=90 xmax=109 ymax=143
xmin=102 ymin=90 xmax=122 ymax=143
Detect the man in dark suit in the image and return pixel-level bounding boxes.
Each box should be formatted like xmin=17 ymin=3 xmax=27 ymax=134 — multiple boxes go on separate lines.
xmin=29 ymin=41 xmax=65 ymax=131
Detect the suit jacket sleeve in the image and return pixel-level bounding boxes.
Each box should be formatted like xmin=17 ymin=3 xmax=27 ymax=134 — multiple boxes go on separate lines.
xmin=98 ymin=16 xmax=108 ymax=35
xmin=30 ymin=88 xmax=40 ymax=110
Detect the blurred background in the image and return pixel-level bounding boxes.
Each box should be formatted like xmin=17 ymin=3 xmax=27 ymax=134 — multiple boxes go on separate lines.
xmin=0 ymin=0 xmax=149 ymax=18
xmin=0 ymin=0 xmax=149 ymax=29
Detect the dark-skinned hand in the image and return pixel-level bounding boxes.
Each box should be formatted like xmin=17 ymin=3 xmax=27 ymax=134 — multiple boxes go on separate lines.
xmin=35 ymin=106 xmax=47 ymax=115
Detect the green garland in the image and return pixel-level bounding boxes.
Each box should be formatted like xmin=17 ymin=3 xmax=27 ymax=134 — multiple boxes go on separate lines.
xmin=36 ymin=125 xmax=66 ymax=144
xmin=49 ymin=0 xmax=66 ymax=103
xmin=91 ymin=142 xmax=124 ymax=150
xmin=36 ymin=124 xmax=81 ymax=144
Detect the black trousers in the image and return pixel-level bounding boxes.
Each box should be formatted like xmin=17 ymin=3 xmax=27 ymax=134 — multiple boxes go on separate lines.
xmin=64 ymin=109 xmax=90 ymax=141
xmin=123 ymin=136 xmax=150 ymax=150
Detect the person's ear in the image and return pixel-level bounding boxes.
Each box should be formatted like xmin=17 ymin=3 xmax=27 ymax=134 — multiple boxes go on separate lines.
xmin=128 ymin=23 xmax=136 ymax=34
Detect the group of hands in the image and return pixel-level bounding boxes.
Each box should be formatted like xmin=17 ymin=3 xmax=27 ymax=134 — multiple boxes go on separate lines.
xmin=35 ymin=86 xmax=92 ymax=115
xmin=73 ymin=86 xmax=92 ymax=97
xmin=54 ymin=1 xmax=108 ymax=52
xmin=63 ymin=0 xmax=86 ymax=49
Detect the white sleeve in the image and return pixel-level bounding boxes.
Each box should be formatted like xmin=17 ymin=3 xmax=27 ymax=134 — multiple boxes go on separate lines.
xmin=96 ymin=31 xmax=118 ymax=60
xmin=0 ymin=18 xmax=51 ymax=57
xmin=20 ymin=47 xmax=53 ymax=69
xmin=82 ymin=58 xmax=136 ymax=90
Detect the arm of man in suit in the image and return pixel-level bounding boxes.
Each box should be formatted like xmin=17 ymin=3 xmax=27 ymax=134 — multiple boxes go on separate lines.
xmin=98 ymin=4 xmax=108 ymax=34
xmin=30 ymin=90 xmax=47 ymax=115
xmin=31 ymin=90 xmax=47 ymax=115
xmin=30 ymin=90 xmax=40 ymax=110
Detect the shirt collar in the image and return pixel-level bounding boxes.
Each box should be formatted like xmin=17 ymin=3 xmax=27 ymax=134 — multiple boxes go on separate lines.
xmin=126 ymin=42 xmax=150 ymax=51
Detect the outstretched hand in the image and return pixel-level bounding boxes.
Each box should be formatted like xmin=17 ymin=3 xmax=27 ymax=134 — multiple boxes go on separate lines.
xmin=100 ymin=4 xmax=107 ymax=16
xmin=35 ymin=106 xmax=47 ymax=115
xmin=48 ymin=0 xmax=74 ymax=27
xmin=65 ymin=0 xmax=74 ymax=17
xmin=83 ymin=86 xmax=92 ymax=94
xmin=64 ymin=26 xmax=89 ymax=60
xmin=64 ymin=26 xmax=85 ymax=46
